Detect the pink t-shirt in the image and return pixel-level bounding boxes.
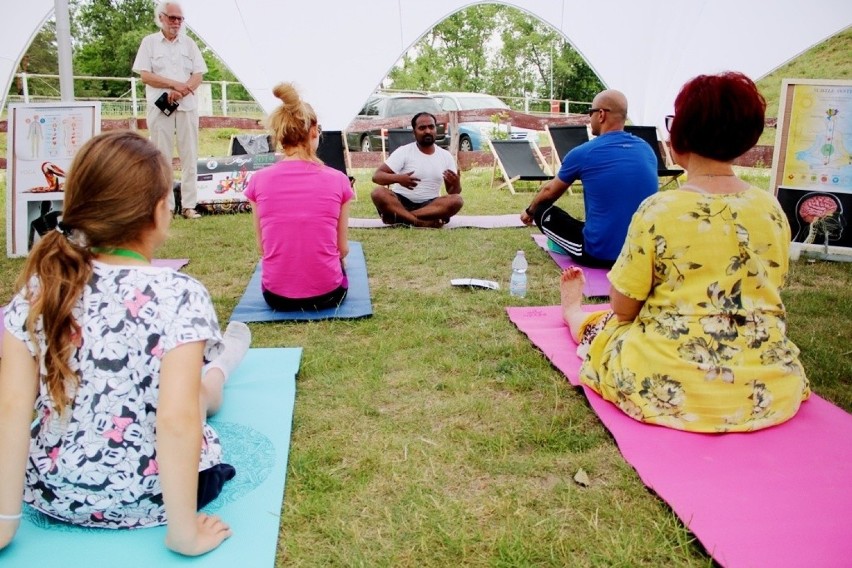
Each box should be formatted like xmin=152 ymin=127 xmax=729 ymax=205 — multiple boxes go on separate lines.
xmin=245 ymin=160 xmax=353 ymax=298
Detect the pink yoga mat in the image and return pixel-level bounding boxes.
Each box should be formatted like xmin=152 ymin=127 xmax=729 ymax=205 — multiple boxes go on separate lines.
xmin=152 ymin=258 xmax=190 ymax=270
xmin=507 ymin=305 xmax=605 ymax=386
xmin=531 ymin=234 xmax=610 ymax=297
xmin=507 ymin=305 xmax=852 ymax=568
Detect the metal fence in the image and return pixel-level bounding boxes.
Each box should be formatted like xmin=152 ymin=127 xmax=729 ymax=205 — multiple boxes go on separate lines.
xmin=8 ymin=73 xmax=265 ymax=118
xmin=8 ymin=73 xmax=589 ymax=119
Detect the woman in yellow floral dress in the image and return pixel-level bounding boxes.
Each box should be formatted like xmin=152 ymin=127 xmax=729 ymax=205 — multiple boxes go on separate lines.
xmin=561 ymin=71 xmax=810 ymax=433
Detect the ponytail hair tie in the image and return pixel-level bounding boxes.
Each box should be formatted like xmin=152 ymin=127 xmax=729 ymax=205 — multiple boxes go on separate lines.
xmin=55 ymin=222 xmax=89 ymax=248
xmin=55 ymin=221 xmax=71 ymax=236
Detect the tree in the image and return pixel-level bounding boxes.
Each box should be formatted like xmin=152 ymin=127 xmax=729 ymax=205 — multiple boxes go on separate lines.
xmin=387 ymin=4 xmax=501 ymax=93
xmin=15 ymin=0 xmax=253 ymax=101
xmin=8 ymin=22 xmax=59 ymax=97
xmin=73 ymin=0 xmax=154 ymax=97
xmin=386 ymin=5 xmax=603 ymax=111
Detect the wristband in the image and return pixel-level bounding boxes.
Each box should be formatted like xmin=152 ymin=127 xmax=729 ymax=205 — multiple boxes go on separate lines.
xmin=0 ymin=512 xmax=22 ymax=520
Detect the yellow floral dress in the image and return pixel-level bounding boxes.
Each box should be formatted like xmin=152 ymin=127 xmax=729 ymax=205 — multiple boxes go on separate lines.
xmin=579 ymin=187 xmax=810 ymax=433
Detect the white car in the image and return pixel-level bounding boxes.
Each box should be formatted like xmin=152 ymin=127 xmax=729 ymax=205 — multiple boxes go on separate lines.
xmin=431 ymin=92 xmax=536 ymax=151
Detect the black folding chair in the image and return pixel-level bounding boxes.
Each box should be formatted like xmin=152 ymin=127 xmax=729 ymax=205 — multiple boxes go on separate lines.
xmin=624 ymin=125 xmax=683 ymax=189
xmin=545 ymin=125 xmax=590 ymax=194
xmin=546 ymin=125 xmax=589 ymax=165
xmin=317 ymin=130 xmax=356 ymax=197
xmin=489 ymin=139 xmax=553 ymax=194
xmin=382 ymin=128 xmax=415 ymax=160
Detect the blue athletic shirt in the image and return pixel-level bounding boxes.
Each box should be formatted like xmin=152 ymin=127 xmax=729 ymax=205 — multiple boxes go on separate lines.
xmin=557 ymin=130 xmax=658 ymax=260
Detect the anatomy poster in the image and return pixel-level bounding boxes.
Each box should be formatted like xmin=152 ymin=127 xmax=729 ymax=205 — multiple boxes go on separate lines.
xmin=771 ymin=79 xmax=852 ymax=258
xmin=5 ymin=102 xmax=100 ymax=257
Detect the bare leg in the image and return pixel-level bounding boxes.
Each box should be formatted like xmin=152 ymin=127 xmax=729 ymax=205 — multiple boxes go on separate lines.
xmin=410 ymin=194 xmax=464 ymax=223
xmin=560 ymin=267 xmax=587 ymax=342
xmin=370 ymin=187 xmax=443 ymax=227
xmin=200 ymin=322 xmax=251 ymax=416
xmin=201 ymin=368 xmax=226 ymax=417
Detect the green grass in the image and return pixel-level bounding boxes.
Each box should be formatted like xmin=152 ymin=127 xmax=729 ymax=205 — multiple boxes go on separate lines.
xmin=757 ymin=27 xmax=852 ymax=120
xmin=0 ymin=29 xmax=849 ymax=566
xmin=1 ymin=167 xmax=849 ymax=566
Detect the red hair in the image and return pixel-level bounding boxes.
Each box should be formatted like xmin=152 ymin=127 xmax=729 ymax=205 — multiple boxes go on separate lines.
xmin=669 ymin=71 xmax=765 ymax=162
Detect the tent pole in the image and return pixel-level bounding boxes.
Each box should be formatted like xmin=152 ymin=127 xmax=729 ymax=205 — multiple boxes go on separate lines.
xmin=54 ymin=0 xmax=74 ymax=101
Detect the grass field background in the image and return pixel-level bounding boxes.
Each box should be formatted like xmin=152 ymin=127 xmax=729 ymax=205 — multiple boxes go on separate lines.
xmin=0 ymin=27 xmax=850 ymax=566
xmin=1 ymin=164 xmax=849 ymax=565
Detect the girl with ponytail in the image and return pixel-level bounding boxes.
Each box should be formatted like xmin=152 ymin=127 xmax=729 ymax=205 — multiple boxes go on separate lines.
xmin=0 ymin=130 xmax=251 ymax=556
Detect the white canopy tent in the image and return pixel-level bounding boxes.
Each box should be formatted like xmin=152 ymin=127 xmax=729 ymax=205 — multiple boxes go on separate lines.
xmin=2 ymin=0 xmax=850 ymax=131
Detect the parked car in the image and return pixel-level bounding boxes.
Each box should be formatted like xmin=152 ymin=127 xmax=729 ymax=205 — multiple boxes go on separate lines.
xmin=431 ymin=92 xmax=536 ymax=151
xmin=345 ymin=93 xmax=448 ymax=152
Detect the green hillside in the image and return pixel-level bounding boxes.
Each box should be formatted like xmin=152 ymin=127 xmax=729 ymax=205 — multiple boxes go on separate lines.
xmin=758 ymin=25 xmax=851 ymax=118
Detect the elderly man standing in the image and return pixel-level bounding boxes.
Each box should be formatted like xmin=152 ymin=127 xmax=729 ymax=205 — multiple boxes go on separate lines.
xmin=133 ymin=1 xmax=207 ymax=219
xmin=521 ymin=89 xmax=657 ymax=267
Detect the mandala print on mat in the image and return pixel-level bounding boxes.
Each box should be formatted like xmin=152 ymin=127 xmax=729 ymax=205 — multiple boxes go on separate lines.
xmin=202 ymin=421 xmax=276 ymax=512
xmin=22 ymin=422 xmax=275 ymax=531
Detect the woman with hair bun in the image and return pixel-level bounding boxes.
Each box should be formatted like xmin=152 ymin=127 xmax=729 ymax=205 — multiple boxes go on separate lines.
xmin=0 ymin=130 xmax=251 ymax=555
xmin=559 ymin=72 xmax=810 ymax=433
xmin=245 ymin=82 xmax=354 ymax=311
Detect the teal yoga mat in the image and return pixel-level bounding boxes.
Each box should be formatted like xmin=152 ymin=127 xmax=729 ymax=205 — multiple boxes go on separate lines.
xmin=0 ymin=348 xmax=300 ymax=567
xmin=230 ymin=241 xmax=372 ymax=322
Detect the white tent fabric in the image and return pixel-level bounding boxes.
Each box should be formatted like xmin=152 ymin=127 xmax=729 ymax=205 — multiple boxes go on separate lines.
xmin=2 ymin=0 xmax=851 ymax=132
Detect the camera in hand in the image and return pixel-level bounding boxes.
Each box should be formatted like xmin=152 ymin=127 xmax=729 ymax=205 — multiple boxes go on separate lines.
xmin=154 ymin=92 xmax=179 ymax=116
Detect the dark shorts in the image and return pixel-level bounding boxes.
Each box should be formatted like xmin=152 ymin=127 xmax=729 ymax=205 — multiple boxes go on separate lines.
xmin=197 ymin=463 xmax=236 ymax=510
xmin=394 ymin=193 xmax=436 ymax=212
xmin=262 ymin=282 xmax=348 ymax=312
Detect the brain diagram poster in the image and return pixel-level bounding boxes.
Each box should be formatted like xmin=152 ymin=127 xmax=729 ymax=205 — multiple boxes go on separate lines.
xmin=771 ymin=79 xmax=852 ymax=258
xmin=5 ymin=102 xmax=101 ymax=257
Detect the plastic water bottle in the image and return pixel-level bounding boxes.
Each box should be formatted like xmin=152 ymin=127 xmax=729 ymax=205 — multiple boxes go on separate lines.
xmin=510 ymin=250 xmax=528 ymax=298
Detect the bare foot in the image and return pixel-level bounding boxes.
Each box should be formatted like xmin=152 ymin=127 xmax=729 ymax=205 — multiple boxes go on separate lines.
xmin=560 ymin=267 xmax=586 ymax=328
xmin=414 ymin=218 xmax=444 ymax=229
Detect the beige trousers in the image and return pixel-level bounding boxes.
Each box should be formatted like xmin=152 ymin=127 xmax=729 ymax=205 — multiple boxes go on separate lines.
xmin=147 ymin=106 xmax=200 ymax=210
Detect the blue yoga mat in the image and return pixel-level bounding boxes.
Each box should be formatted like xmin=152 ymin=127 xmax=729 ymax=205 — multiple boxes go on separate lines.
xmin=1 ymin=348 xmax=300 ymax=567
xmin=230 ymin=241 xmax=373 ymax=322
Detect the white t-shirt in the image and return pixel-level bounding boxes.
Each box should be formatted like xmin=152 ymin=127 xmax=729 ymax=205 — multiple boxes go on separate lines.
xmin=385 ymin=143 xmax=457 ymax=203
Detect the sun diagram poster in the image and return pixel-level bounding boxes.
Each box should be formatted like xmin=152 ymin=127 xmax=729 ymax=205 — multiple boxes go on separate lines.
xmin=771 ymin=79 xmax=852 ymax=259
xmin=5 ymin=102 xmax=100 ymax=257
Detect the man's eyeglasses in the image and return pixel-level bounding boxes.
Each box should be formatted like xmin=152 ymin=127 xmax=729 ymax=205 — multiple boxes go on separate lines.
xmin=164 ymin=15 xmax=184 ymax=23
xmin=587 ymin=107 xmax=611 ymax=116
xmin=665 ymin=115 xmax=675 ymax=132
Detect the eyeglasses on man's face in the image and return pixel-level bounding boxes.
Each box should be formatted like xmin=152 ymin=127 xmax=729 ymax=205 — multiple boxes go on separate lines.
xmin=164 ymin=14 xmax=184 ymax=23
xmin=587 ymin=107 xmax=611 ymax=116
xmin=665 ymin=115 xmax=675 ymax=132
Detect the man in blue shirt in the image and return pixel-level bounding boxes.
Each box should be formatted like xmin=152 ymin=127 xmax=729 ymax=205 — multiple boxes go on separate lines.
xmin=521 ymin=90 xmax=658 ymax=267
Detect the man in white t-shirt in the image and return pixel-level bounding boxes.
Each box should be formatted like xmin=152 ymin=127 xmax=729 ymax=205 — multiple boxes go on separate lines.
xmin=370 ymin=113 xmax=463 ymax=227
xmin=132 ymin=1 xmax=207 ymax=219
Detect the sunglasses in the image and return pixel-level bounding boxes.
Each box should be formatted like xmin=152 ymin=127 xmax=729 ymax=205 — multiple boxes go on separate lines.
xmin=587 ymin=107 xmax=611 ymax=116
xmin=665 ymin=115 xmax=675 ymax=132
xmin=164 ymin=15 xmax=184 ymax=23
